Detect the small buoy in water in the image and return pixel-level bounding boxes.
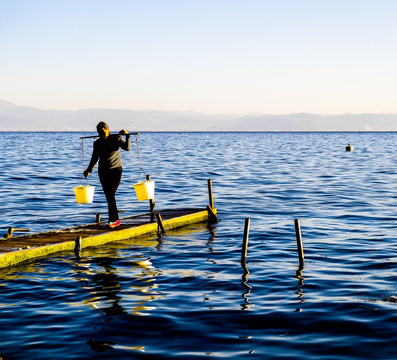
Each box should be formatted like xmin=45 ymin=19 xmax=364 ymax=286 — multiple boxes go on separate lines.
xmin=346 ymin=144 xmax=353 ymax=151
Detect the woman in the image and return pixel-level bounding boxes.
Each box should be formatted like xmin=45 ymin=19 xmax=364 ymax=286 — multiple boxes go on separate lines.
xmin=84 ymin=122 xmax=131 ymax=228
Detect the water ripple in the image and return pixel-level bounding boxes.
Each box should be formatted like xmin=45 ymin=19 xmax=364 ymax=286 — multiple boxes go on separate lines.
xmin=1 ymin=132 xmax=397 ymax=359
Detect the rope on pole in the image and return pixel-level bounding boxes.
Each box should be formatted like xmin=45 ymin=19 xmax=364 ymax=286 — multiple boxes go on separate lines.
xmin=135 ymin=134 xmax=145 ymax=175
xmin=82 ymin=138 xmax=85 ymax=171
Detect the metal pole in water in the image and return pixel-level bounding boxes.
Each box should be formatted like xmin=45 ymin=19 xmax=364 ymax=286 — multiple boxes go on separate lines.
xmin=294 ymin=219 xmax=305 ymax=269
xmin=241 ymin=218 xmax=250 ymax=271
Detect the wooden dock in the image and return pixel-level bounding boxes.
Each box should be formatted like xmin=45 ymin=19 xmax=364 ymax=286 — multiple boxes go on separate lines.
xmin=0 ymin=208 xmax=217 ymax=269
xmin=0 ymin=180 xmax=219 ymax=269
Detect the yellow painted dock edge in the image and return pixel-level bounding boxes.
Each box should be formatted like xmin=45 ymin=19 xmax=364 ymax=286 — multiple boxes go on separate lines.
xmin=0 ymin=208 xmax=216 ymax=269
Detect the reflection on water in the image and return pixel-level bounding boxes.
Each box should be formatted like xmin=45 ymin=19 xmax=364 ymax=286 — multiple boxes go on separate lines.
xmin=241 ymin=271 xmax=252 ymax=311
xmin=295 ymin=268 xmax=305 ymax=312
xmin=75 ymin=254 xmax=161 ymax=318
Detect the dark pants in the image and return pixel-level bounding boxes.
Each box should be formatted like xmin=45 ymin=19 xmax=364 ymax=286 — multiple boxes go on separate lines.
xmin=99 ymin=167 xmax=122 ymax=222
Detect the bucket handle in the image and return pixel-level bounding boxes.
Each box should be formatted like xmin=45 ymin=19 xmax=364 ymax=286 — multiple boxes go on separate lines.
xmin=80 ymin=174 xmax=89 ymax=186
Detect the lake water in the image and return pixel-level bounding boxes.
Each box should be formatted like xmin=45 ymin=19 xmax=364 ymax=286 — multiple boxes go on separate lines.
xmin=0 ymin=131 xmax=397 ymax=359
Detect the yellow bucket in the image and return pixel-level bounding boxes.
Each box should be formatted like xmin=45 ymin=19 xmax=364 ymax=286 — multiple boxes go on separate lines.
xmin=74 ymin=185 xmax=95 ymax=204
xmin=133 ymin=180 xmax=155 ymax=201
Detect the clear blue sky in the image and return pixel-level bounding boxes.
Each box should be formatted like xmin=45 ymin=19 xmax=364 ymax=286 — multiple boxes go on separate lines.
xmin=1 ymin=0 xmax=397 ymax=114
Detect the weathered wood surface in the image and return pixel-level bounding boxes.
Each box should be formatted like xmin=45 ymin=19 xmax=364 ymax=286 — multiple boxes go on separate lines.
xmin=0 ymin=208 xmax=215 ymax=269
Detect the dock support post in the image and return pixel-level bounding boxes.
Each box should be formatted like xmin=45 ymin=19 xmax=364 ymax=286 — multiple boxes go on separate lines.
xmin=207 ymin=179 xmax=219 ymax=223
xmin=75 ymin=236 xmax=82 ymax=256
xmin=241 ymin=218 xmax=250 ymax=274
xmin=147 ymin=174 xmax=156 ymax=222
xmin=208 ymin=179 xmax=214 ymax=209
xmin=156 ymin=213 xmax=166 ymax=235
xmin=146 ymin=175 xmax=156 ymax=213
xmin=207 ymin=205 xmax=218 ymax=224
xmin=3 ymin=227 xmax=30 ymax=238
xmin=294 ymin=219 xmax=305 ymax=269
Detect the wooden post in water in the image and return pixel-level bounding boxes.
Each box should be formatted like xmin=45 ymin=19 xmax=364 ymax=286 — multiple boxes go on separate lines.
xmin=96 ymin=213 xmax=101 ymax=223
xmin=207 ymin=179 xmax=219 ymax=223
xmin=156 ymin=213 xmax=166 ymax=235
xmin=207 ymin=205 xmax=218 ymax=223
xmin=75 ymin=236 xmax=82 ymax=256
xmin=208 ymin=179 xmax=214 ymax=210
xmin=241 ymin=218 xmax=250 ymax=273
xmin=294 ymin=219 xmax=305 ymax=269
xmin=4 ymin=227 xmax=30 ymax=238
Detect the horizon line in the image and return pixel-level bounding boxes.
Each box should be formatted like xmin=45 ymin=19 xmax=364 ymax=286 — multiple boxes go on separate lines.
xmin=1 ymin=99 xmax=397 ymax=117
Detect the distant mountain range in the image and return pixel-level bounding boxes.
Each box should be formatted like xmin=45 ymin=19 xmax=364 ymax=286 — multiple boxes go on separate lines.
xmin=1 ymin=99 xmax=397 ymax=131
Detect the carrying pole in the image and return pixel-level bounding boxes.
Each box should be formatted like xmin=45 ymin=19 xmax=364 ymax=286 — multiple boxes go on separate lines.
xmin=80 ymin=132 xmax=139 ymax=139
